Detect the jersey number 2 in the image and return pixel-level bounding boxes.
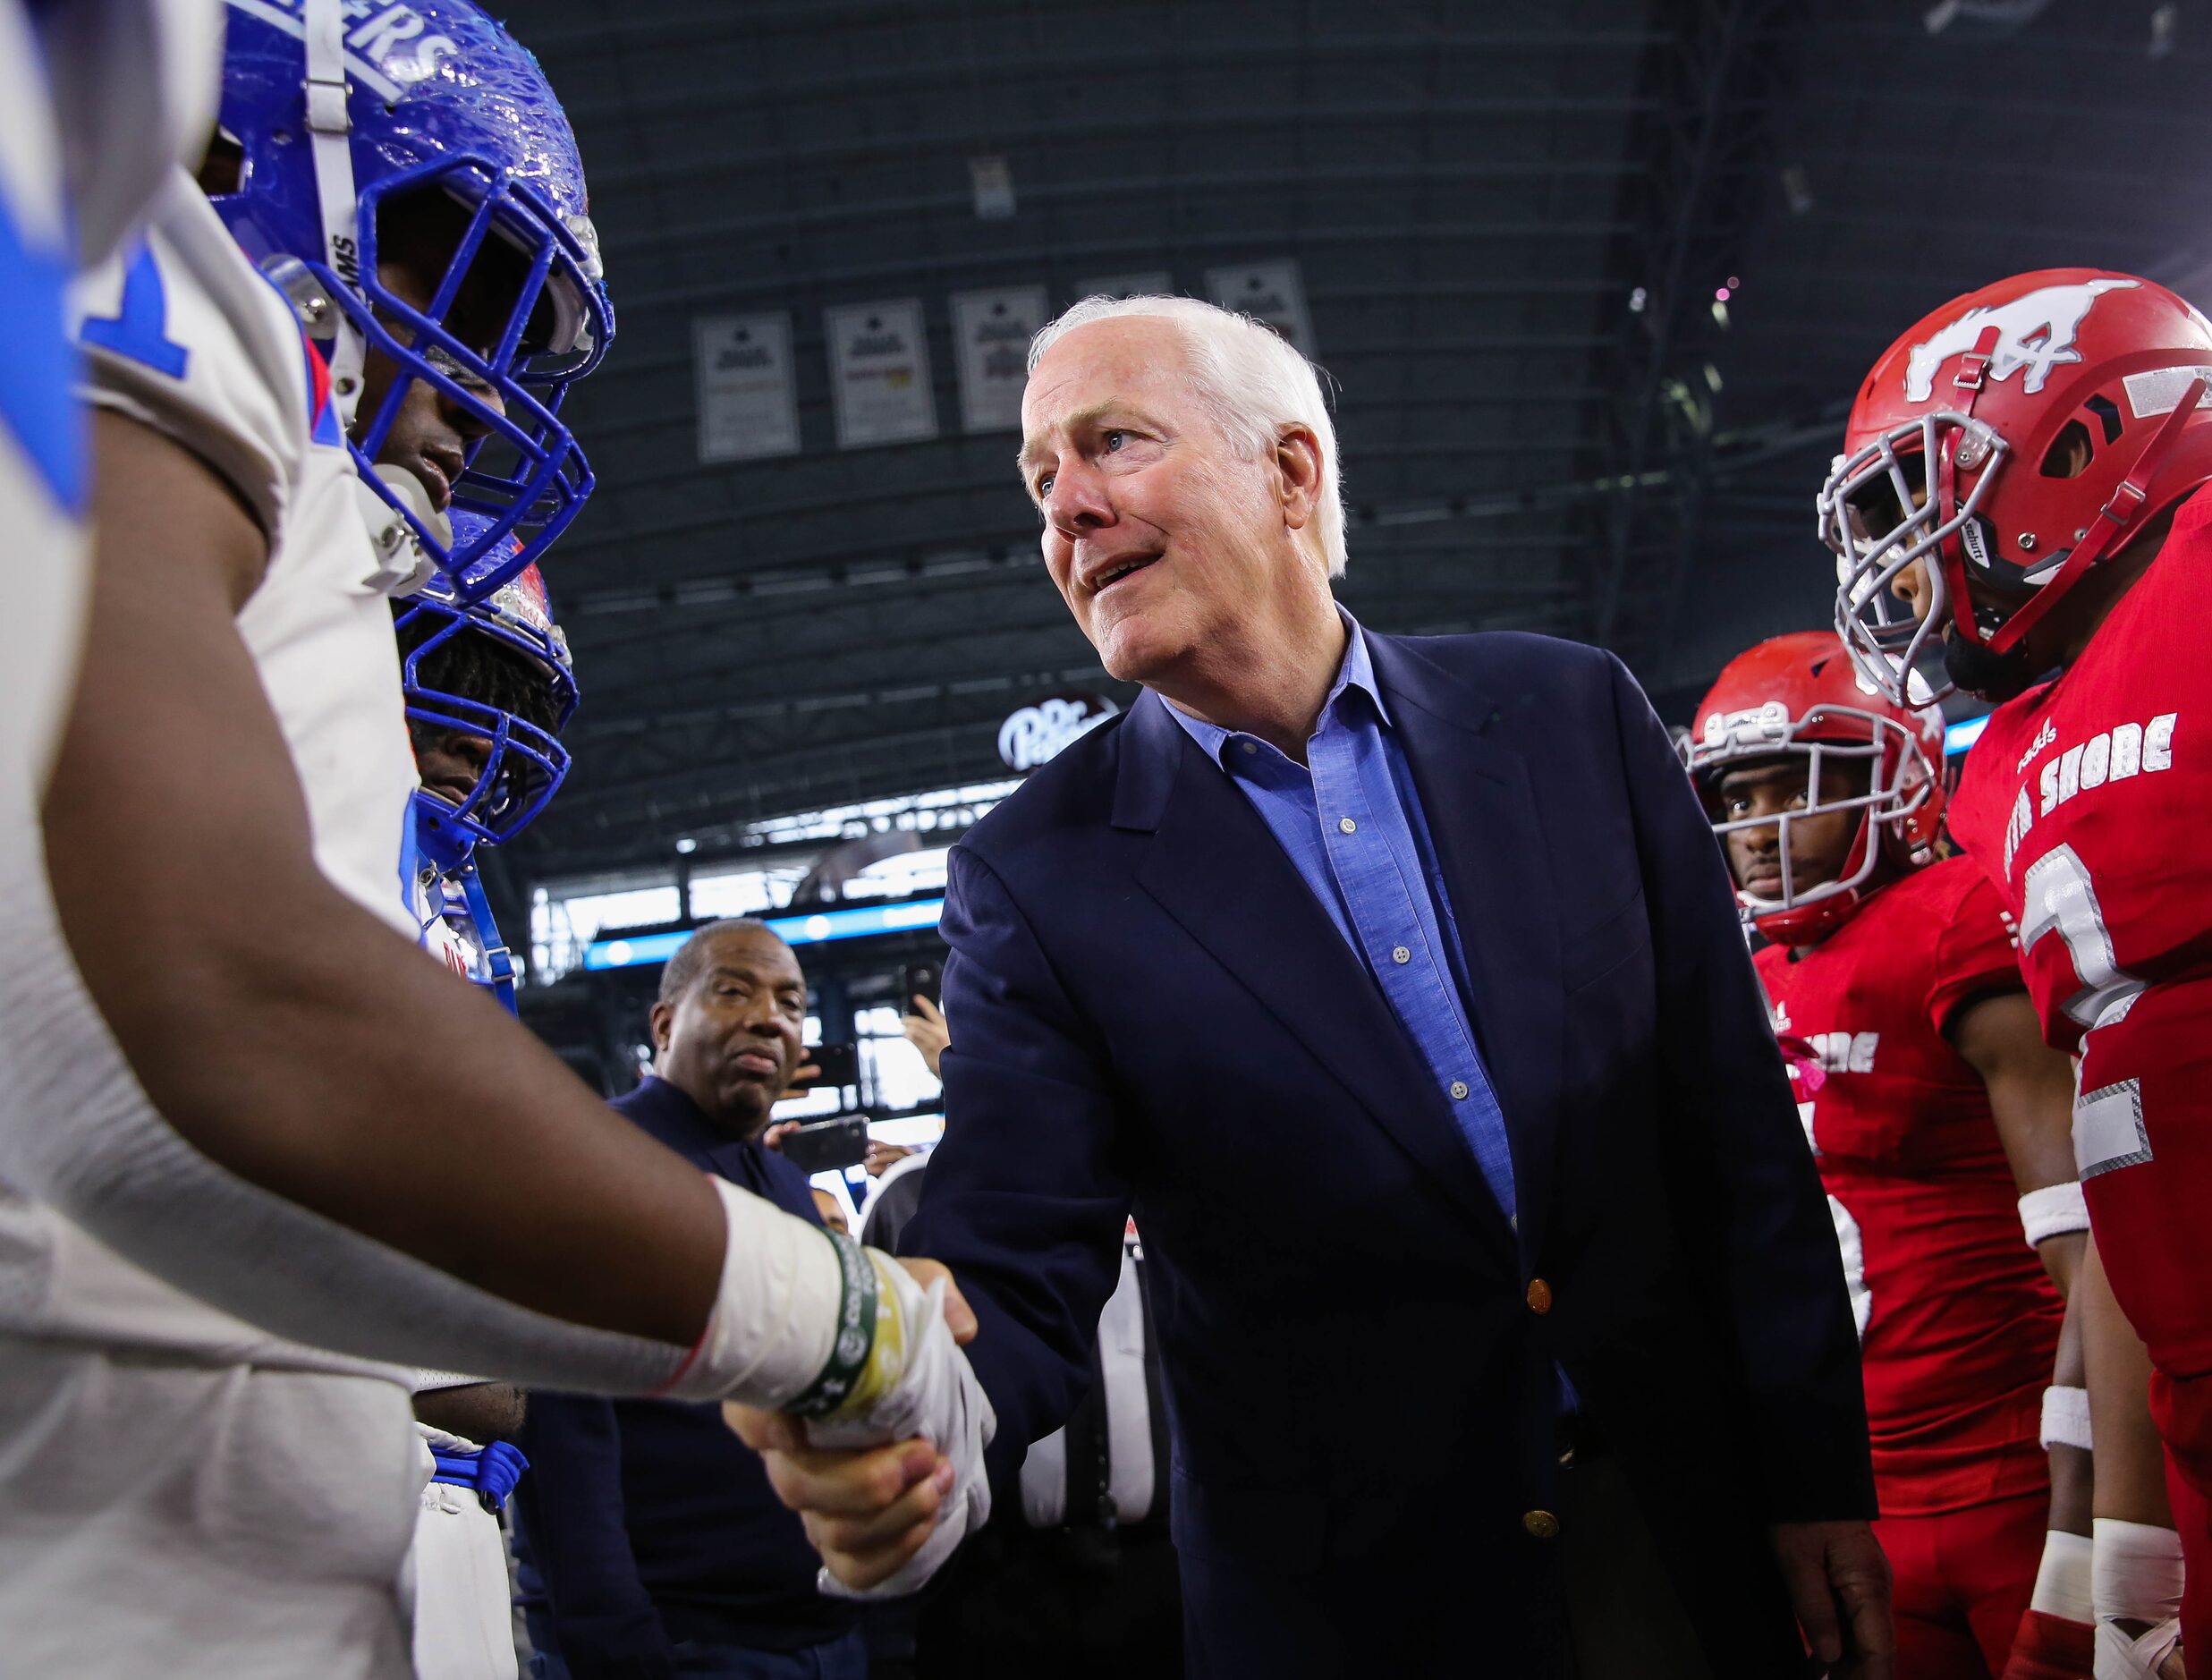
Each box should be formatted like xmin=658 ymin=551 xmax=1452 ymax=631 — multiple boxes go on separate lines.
xmin=2019 ymin=844 xmax=2153 ymax=1180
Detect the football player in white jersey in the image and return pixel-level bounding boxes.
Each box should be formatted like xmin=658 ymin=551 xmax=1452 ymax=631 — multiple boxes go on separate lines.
xmin=0 ymin=4 xmax=987 ymax=1673
xmin=392 ymin=530 xmax=577 ymax=1680
xmin=394 ymin=527 xmax=573 ymax=1007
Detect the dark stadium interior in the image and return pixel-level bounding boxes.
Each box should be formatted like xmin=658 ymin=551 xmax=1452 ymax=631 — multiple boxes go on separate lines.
xmin=496 ymin=0 xmax=2208 ymax=1073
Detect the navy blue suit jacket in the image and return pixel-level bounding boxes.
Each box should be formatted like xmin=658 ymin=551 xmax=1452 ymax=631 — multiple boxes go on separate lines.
xmin=903 ymin=631 xmax=1873 ymax=1676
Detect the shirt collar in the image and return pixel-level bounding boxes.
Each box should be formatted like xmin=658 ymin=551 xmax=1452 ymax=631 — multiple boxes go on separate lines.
xmin=633 ymin=1074 xmax=760 ymax=1173
xmin=1164 ymin=605 xmax=1387 ymax=767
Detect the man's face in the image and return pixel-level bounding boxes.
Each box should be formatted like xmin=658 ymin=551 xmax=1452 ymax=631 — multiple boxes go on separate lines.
xmin=1715 ymin=756 xmax=1870 ymax=903
xmin=357 ymin=194 xmax=528 ymax=512
xmin=649 ymin=928 xmax=808 ymax=1140
xmin=412 ymin=727 xmax=491 ymax=812
xmin=1018 ymin=318 xmax=1302 ymax=686
xmin=1890 ymin=552 xmax=2047 ymax=701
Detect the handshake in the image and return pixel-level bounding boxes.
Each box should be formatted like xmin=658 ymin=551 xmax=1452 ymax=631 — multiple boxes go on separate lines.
xmin=729 ymin=1252 xmax=985 ymax=1596
xmin=667 ymin=1176 xmax=992 ymax=1596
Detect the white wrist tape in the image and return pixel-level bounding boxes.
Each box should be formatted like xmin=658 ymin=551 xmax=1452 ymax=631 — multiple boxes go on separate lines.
xmin=806 ymin=1257 xmax=996 ymax=1599
xmin=2092 ymin=1518 xmax=2183 ymax=1680
xmin=2021 ymin=1181 xmax=2091 ymax=1248
xmin=2042 ymin=1385 xmax=2094 ymax=1452
xmin=658 ymin=1175 xmax=843 ymax=1405
xmin=2031 ymin=1529 xmax=2095 ymax=1625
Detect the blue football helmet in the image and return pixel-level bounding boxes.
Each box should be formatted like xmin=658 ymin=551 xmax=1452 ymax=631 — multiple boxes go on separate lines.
xmin=395 ymin=516 xmax=579 ymax=870
xmin=213 ymin=0 xmax=610 ymax=601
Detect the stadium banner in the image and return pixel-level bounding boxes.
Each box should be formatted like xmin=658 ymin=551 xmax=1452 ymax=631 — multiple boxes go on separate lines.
xmin=694 ymin=312 xmax=801 ymax=462
xmin=1205 ymin=259 xmax=1316 ymax=356
xmin=826 ymin=299 xmax=938 ymax=449
xmin=952 ymin=285 xmax=1049 ymax=433
xmin=1073 ymin=270 xmax=1173 ymax=301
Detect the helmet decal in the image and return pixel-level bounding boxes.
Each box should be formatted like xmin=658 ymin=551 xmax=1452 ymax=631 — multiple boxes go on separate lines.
xmin=1902 ymin=278 xmax=2137 ymax=403
xmin=1825 ymin=267 xmax=2212 ymax=706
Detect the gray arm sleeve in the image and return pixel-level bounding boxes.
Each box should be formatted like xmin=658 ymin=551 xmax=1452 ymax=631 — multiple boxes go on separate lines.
xmin=0 ymin=854 xmax=693 ymax=1396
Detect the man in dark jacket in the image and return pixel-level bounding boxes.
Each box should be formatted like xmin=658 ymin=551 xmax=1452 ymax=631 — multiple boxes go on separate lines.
xmin=739 ymin=298 xmax=1891 ymax=1679
xmin=517 ymin=921 xmax=863 ymax=1680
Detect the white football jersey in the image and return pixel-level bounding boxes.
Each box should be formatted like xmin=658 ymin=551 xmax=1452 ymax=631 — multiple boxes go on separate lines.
xmin=0 ymin=167 xmax=422 ymax=1378
xmin=75 ymin=171 xmax=424 ymax=929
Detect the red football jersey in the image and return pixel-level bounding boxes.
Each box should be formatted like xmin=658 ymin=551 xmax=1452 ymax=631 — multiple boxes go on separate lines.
xmin=1757 ymin=857 xmax=2062 ymax=1515
xmin=1949 ymin=484 xmax=2212 ymax=1375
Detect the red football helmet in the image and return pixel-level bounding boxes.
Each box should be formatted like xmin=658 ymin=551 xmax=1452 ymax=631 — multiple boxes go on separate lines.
xmin=1686 ymin=631 xmax=1946 ymax=945
xmin=1821 ymin=268 xmax=2212 ymax=703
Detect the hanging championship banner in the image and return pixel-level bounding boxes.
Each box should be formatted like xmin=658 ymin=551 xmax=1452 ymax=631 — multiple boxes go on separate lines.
xmin=1204 ymin=259 xmax=1316 ymax=356
xmin=826 ymin=300 xmax=937 ymax=449
xmin=1073 ymin=270 xmax=1172 ymax=301
xmin=951 ymin=285 xmax=1048 ymax=433
xmin=694 ymin=313 xmax=800 ymax=462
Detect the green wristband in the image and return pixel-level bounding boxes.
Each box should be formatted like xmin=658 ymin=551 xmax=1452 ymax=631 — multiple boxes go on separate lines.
xmin=785 ymin=1226 xmax=878 ymax=1419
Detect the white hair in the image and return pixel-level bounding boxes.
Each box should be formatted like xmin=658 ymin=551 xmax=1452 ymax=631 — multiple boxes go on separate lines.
xmin=1026 ymin=294 xmax=1346 ymax=577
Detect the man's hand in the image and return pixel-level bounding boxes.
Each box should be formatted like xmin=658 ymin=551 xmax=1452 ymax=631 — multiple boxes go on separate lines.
xmin=761 ymin=1119 xmax=802 ymax=1150
xmin=726 ymin=1413 xmax=953 ymax=1590
xmin=724 ymin=1256 xmax=981 ymax=1591
xmin=890 ymin=1258 xmax=975 ymax=1341
xmin=902 ymin=997 xmax=949 ymax=1079
xmin=1771 ymin=1521 xmax=1894 ymax=1678
xmin=864 ymin=1141 xmax=915 ymax=1177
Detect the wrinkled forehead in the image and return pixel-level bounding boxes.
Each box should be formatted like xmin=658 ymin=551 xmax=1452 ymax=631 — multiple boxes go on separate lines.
xmin=1021 ymin=317 xmax=1193 ymax=440
xmin=698 ymin=928 xmax=802 ymax=987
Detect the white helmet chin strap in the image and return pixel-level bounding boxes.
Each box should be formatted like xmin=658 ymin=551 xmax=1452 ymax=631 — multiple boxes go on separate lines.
xmin=302 ymin=0 xmax=367 ymax=433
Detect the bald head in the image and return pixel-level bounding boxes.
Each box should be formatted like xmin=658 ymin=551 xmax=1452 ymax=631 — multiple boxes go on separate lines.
xmin=648 ymin=921 xmax=808 ymax=1139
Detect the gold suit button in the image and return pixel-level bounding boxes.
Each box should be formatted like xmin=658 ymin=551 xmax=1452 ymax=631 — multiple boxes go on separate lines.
xmin=1522 ymin=1508 xmax=1561 ymax=1540
xmin=1526 ymin=1277 xmax=1553 ymax=1315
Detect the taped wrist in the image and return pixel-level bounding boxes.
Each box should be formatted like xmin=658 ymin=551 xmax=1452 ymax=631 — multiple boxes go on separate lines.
xmin=2020 ymin=1181 xmax=2090 ymax=1248
xmin=806 ymin=1260 xmax=996 ymax=1600
xmin=2041 ymin=1385 xmax=2094 ymax=1452
xmin=2091 ymin=1518 xmax=2182 ymax=1680
xmin=2030 ymin=1529 xmax=2095 ymax=1625
xmin=658 ymin=1175 xmax=851 ymax=1404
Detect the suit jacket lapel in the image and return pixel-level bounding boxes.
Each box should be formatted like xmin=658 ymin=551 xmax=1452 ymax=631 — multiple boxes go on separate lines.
xmin=1114 ymin=692 xmax=1517 ymax=1260
xmin=1367 ymin=635 xmax=1565 ymax=1268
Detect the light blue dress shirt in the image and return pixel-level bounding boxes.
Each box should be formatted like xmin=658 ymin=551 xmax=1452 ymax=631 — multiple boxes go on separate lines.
xmin=1164 ymin=611 xmax=1520 ymax=1225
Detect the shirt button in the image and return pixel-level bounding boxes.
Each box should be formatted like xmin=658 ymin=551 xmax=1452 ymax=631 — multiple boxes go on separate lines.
xmin=1338 ymin=817 xmax=1357 ymax=834
xmin=1392 ymin=945 xmax=1411 ymax=965
xmin=1449 ymin=1080 xmax=1470 ymax=1100
xmin=1522 ymin=1509 xmax=1561 ymax=1540
xmin=1241 ymin=742 xmax=1257 ymax=755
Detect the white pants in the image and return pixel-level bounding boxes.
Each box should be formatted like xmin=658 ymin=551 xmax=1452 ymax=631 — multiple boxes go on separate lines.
xmin=0 ymin=1335 xmax=422 ymax=1679
xmin=401 ymin=1429 xmax=519 ymax=1680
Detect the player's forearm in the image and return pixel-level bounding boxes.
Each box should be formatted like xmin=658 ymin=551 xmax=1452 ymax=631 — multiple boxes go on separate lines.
xmin=2038 ymin=1231 xmax=2087 ymax=1300
xmin=49 ymin=853 xmax=724 ymax=1348
xmin=414 ymin=1383 xmax=528 ymax=1443
xmin=46 ymin=415 xmax=724 ymax=1348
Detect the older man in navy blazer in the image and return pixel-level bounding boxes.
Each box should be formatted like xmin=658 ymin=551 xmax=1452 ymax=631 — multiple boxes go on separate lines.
xmin=739 ymin=297 xmax=1893 ymax=1679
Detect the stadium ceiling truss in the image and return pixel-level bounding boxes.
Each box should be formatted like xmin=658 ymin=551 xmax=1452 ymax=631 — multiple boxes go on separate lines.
xmin=510 ymin=0 xmax=2206 ymax=886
